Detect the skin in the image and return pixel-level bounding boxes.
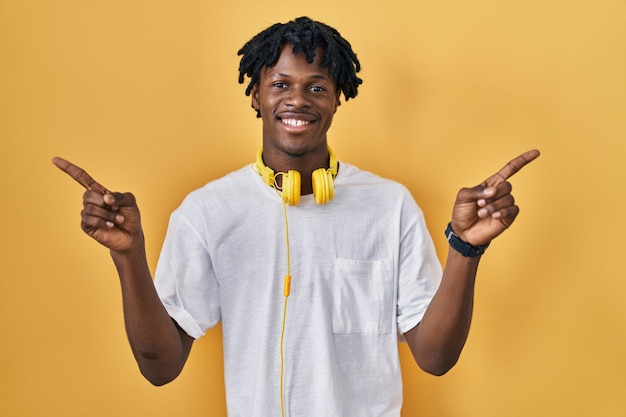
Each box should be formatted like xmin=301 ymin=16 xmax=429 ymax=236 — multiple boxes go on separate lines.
xmin=251 ymin=45 xmax=340 ymax=195
xmin=405 ymin=149 xmax=540 ymax=375
xmin=51 ymin=158 xmax=194 ymax=385
xmin=52 ymin=44 xmax=540 ymax=384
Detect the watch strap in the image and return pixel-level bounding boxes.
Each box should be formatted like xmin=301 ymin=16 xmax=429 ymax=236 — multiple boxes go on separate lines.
xmin=445 ymin=222 xmax=490 ymax=257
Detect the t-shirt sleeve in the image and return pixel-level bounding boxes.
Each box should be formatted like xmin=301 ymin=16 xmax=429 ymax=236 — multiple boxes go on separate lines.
xmin=154 ymin=202 xmax=221 ymax=339
xmin=396 ymin=201 xmax=443 ymax=335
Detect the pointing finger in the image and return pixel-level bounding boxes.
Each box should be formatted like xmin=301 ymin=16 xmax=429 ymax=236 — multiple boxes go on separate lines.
xmin=52 ymin=157 xmax=108 ymax=194
xmin=483 ymin=149 xmax=540 ymax=186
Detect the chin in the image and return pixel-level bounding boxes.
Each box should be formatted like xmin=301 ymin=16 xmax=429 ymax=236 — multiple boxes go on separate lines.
xmin=277 ymin=140 xmax=320 ymax=158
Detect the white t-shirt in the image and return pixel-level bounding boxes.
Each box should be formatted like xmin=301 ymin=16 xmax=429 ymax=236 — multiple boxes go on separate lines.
xmin=154 ymin=162 xmax=442 ymax=417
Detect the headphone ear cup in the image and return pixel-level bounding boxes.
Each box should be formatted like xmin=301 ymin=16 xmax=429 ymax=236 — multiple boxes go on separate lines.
xmin=282 ymin=170 xmax=301 ymax=206
xmin=312 ymin=168 xmax=334 ymax=205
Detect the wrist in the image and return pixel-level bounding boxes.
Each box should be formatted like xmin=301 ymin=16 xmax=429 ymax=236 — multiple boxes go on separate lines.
xmin=110 ymin=231 xmax=146 ymax=261
xmin=444 ymin=222 xmax=490 ymax=257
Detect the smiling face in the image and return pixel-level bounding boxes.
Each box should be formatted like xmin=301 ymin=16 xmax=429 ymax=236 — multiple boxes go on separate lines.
xmin=251 ymin=44 xmax=340 ymax=173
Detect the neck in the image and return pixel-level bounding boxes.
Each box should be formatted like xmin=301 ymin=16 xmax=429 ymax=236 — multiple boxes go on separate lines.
xmin=258 ymin=144 xmax=332 ymax=195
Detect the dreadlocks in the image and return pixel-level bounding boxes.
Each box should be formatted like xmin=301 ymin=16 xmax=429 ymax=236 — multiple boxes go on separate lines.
xmin=238 ymin=16 xmax=363 ymax=116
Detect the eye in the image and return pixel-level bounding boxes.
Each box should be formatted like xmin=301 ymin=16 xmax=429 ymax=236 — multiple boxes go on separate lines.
xmin=272 ymin=82 xmax=287 ymax=89
xmin=310 ymin=85 xmax=326 ymax=93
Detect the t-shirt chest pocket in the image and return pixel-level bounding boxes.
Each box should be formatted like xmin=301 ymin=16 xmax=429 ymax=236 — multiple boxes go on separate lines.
xmin=332 ymin=258 xmax=394 ymax=334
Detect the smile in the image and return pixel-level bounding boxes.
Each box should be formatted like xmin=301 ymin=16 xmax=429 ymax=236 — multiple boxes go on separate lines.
xmin=280 ymin=118 xmax=312 ymax=127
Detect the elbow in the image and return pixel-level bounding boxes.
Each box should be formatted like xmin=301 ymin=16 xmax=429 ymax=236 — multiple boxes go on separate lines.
xmin=140 ymin=365 xmax=181 ymax=386
xmin=148 ymin=378 xmax=174 ymax=387
xmin=136 ymin=353 xmax=184 ymax=386
xmin=129 ymin=326 xmax=193 ymax=386
xmin=405 ymin=325 xmax=465 ymax=376
xmin=419 ymin=358 xmax=458 ymax=377
xmin=415 ymin=351 xmax=461 ymax=377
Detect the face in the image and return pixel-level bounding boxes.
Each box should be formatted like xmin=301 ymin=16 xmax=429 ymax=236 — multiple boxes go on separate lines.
xmin=251 ymin=45 xmax=340 ymax=165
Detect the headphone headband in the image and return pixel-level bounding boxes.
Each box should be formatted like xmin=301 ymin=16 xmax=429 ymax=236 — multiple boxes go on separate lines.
xmin=254 ymin=147 xmax=338 ymax=184
xmin=254 ymin=146 xmax=337 ymax=205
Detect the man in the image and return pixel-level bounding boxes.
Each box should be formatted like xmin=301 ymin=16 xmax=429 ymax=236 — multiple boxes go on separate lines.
xmin=53 ymin=16 xmax=539 ymax=417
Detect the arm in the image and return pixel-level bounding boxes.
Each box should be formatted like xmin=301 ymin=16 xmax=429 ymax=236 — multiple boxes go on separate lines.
xmin=405 ymin=149 xmax=540 ymax=376
xmin=111 ymin=231 xmax=194 ymax=385
xmin=52 ymin=157 xmax=193 ymax=385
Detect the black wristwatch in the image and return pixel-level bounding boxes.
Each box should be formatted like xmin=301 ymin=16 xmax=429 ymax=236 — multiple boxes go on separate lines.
xmin=445 ymin=222 xmax=490 ymax=257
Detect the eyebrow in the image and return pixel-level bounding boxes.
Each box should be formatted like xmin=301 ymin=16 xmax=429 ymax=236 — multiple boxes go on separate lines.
xmin=270 ymin=72 xmax=332 ymax=81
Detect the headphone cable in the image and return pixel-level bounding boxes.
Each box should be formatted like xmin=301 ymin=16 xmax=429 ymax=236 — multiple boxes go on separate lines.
xmin=280 ymin=199 xmax=291 ymax=417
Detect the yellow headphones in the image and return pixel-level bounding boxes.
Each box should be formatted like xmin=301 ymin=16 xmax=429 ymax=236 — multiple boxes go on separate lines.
xmin=254 ymin=146 xmax=338 ymax=206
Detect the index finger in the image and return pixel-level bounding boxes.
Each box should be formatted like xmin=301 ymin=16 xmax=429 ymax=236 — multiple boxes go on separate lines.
xmin=52 ymin=157 xmax=108 ymax=194
xmin=483 ymin=149 xmax=541 ymax=186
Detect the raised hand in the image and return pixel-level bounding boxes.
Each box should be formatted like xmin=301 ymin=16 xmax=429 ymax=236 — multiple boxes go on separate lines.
xmin=52 ymin=157 xmax=142 ymax=252
xmin=450 ymin=149 xmax=540 ymax=246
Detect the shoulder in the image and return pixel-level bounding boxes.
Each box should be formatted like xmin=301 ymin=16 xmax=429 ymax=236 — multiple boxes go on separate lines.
xmin=173 ymin=165 xmax=257 ymax=216
xmin=337 ymin=161 xmax=413 ymax=198
xmin=335 ymin=161 xmax=424 ymax=220
xmin=183 ymin=165 xmax=254 ymax=200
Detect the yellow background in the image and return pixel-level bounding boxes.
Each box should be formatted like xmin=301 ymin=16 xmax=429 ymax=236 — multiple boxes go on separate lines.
xmin=1 ymin=0 xmax=625 ymax=416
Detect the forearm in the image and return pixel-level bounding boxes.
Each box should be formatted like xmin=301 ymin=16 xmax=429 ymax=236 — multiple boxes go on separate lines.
xmin=110 ymin=234 xmax=190 ymax=385
xmin=406 ymin=249 xmax=479 ymax=375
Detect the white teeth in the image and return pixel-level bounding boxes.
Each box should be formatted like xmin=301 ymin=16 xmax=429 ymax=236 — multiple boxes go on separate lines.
xmin=282 ymin=119 xmax=310 ymax=127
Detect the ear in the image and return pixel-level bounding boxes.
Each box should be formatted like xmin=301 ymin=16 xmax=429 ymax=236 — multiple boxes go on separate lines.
xmin=334 ymin=90 xmax=341 ymax=113
xmin=251 ymin=83 xmax=260 ymax=112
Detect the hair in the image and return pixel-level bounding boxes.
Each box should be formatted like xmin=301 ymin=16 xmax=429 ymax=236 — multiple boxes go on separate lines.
xmin=238 ymin=16 xmax=363 ymax=117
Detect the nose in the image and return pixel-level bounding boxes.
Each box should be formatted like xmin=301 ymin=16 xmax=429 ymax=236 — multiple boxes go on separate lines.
xmin=285 ymin=86 xmax=311 ymax=109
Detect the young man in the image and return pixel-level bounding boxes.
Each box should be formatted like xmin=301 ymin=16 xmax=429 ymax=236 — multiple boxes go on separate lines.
xmin=53 ymin=16 xmax=539 ymax=417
